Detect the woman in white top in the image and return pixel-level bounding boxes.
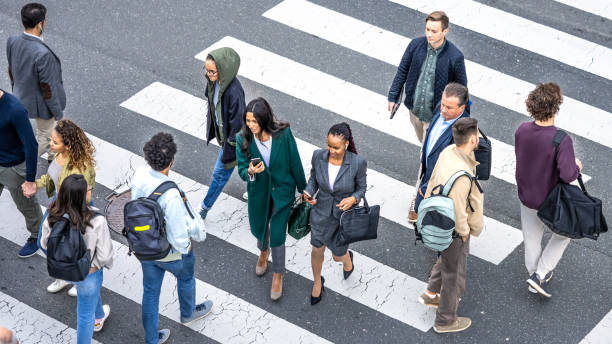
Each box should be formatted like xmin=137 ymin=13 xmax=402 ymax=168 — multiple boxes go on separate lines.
xmin=303 ymin=123 xmax=367 ymax=305
xmin=40 ymin=174 xmax=114 ymax=342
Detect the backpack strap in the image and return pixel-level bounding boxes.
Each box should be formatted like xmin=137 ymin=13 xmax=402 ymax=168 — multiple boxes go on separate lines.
xmin=147 ymin=181 xmax=194 ymax=219
xmin=552 ymin=129 xmax=567 ymax=152
xmin=441 ymin=171 xmax=475 ymax=212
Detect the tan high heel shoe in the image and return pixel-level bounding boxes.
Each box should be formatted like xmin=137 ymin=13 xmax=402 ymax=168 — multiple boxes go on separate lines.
xmin=270 ymin=273 xmax=283 ymax=301
xmin=256 ymin=249 xmax=270 ymax=276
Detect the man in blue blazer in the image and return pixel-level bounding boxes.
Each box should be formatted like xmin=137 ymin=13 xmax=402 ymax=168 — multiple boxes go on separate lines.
xmin=412 ymin=83 xmax=471 ymax=218
xmin=7 ymin=3 xmax=66 ymax=159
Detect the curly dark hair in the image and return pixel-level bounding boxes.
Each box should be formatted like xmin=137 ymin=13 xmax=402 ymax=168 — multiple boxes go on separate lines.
xmin=54 ymin=119 xmax=96 ymax=172
xmin=526 ymin=83 xmax=563 ymax=121
xmin=143 ymin=132 xmax=177 ymax=171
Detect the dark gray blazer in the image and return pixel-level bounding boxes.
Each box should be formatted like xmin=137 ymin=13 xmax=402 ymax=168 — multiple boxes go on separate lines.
xmin=305 ymin=149 xmax=367 ymax=227
xmin=6 ymin=33 xmax=66 ymax=120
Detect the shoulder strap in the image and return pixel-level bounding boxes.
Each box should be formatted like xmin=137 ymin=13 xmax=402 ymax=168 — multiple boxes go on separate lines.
xmin=147 ymin=181 xmax=194 ymax=219
xmin=147 ymin=181 xmax=179 ymax=201
xmin=552 ymin=129 xmax=567 ymax=153
xmin=441 ymin=171 xmax=475 ymax=212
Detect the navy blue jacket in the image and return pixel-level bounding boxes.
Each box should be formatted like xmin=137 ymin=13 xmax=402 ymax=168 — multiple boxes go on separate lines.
xmin=388 ymin=37 xmax=467 ymax=117
xmin=415 ymin=103 xmax=470 ymax=210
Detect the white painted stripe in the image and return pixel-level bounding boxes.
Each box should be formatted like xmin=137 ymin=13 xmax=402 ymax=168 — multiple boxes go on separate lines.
xmin=81 ymin=116 xmax=436 ymax=331
xmin=0 ymin=291 xmax=102 ymax=344
xmin=387 ymin=0 xmax=612 ymax=80
xmin=262 ymin=0 xmax=610 ymax=163
xmin=122 ymin=82 xmax=523 ymax=265
xmin=0 ymin=193 xmax=331 ymax=344
xmin=554 ymin=0 xmax=612 ymax=21
xmin=580 ymin=308 xmax=612 ymax=344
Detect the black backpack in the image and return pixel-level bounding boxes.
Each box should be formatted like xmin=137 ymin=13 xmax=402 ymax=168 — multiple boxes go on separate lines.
xmin=46 ymin=212 xmax=103 ymax=282
xmin=537 ymin=130 xmax=608 ymax=239
xmin=122 ymin=181 xmax=193 ymax=260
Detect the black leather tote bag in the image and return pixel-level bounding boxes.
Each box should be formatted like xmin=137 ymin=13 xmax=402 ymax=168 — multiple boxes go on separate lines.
xmin=474 ymin=128 xmax=492 ymax=181
xmin=334 ymin=197 xmax=380 ymax=246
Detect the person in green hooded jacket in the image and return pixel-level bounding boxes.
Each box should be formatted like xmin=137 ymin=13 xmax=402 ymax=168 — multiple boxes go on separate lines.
xmin=199 ymin=47 xmax=246 ymax=220
xmin=236 ymin=98 xmax=306 ymax=301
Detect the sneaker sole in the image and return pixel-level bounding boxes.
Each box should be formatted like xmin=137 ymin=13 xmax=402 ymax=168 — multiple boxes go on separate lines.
xmin=180 ymin=307 xmax=213 ymax=325
xmin=526 ymin=279 xmax=552 ymax=298
xmin=433 ymin=323 xmax=471 ymax=333
xmin=18 ymin=251 xmax=38 ymax=258
xmin=417 ymin=296 xmax=438 ymax=308
xmin=47 ymin=285 xmax=70 ymax=293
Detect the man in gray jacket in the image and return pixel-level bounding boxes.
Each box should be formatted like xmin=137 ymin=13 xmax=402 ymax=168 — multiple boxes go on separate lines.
xmin=7 ymin=3 xmax=66 ymax=159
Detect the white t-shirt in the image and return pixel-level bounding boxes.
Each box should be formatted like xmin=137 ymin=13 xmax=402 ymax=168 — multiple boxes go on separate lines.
xmin=328 ymin=163 xmax=341 ymax=191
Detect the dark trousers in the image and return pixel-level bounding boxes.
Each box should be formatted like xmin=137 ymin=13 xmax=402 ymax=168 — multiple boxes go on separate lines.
xmin=0 ymin=162 xmax=42 ymax=238
xmin=427 ymin=236 xmax=470 ymax=326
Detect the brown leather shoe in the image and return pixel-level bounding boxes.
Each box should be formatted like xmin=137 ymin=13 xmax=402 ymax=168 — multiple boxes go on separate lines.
xmin=408 ymin=210 xmax=418 ymax=223
xmin=270 ymin=273 xmax=283 ymax=301
xmin=433 ymin=317 xmax=472 ymax=333
xmin=418 ymin=292 xmax=439 ymax=308
xmin=256 ymin=249 xmax=270 ymax=277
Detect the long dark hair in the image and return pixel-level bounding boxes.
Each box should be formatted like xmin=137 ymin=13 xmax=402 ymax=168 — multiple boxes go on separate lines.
xmin=47 ymin=174 xmax=93 ymax=234
xmin=240 ymin=98 xmax=289 ymax=153
xmin=328 ymin=122 xmax=357 ymax=154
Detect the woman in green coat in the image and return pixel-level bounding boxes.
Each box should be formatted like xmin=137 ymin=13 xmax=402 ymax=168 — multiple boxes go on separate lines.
xmin=236 ymin=98 xmax=306 ymax=301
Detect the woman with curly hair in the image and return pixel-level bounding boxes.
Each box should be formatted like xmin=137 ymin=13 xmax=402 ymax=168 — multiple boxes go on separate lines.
xmin=35 ymin=120 xmax=99 ymax=302
xmin=515 ymin=83 xmax=583 ymax=298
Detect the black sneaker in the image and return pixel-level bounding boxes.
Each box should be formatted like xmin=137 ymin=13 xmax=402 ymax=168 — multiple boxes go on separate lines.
xmin=526 ymin=273 xmax=552 ymax=298
xmin=18 ymin=238 xmax=39 ymax=258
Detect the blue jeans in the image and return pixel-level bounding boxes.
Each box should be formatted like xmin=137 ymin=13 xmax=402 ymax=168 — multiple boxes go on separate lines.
xmin=141 ymin=250 xmax=196 ymax=344
xmin=72 ymin=268 xmax=105 ymax=344
xmin=202 ymin=148 xmax=234 ymax=210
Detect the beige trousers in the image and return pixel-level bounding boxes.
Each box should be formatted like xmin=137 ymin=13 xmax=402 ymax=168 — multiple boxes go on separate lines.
xmin=33 ymin=118 xmax=56 ymax=158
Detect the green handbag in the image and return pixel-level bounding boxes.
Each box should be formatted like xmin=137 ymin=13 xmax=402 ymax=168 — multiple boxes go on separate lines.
xmin=288 ymin=197 xmax=311 ymax=240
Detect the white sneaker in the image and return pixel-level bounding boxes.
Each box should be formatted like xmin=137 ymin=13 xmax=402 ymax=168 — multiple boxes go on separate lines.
xmin=47 ymin=279 xmax=71 ymax=293
xmin=242 ymin=192 xmax=248 ymax=200
xmin=68 ymin=285 xmax=77 ymax=297
xmin=94 ymin=304 xmax=110 ymax=332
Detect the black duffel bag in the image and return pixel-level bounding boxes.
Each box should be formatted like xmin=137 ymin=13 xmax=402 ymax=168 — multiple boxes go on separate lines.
xmin=474 ymin=128 xmax=492 ymax=181
xmin=334 ymin=197 xmax=380 ymax=246
xmin=538 ymin=174 xmax=608 ymax=239
xmin=537 ymin=130 xmax=607 ymax=239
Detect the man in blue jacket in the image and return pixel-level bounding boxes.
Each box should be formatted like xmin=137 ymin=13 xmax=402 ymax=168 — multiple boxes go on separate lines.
xmin=387 ymin=11 xmax=468 ymax=221
xmin=414 ymin=83 xmax=470 ymax=217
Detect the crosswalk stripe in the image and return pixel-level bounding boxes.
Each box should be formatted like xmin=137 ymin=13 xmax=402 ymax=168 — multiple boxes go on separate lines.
xmin=71 ymin=130 xmax=438 ymax=332
xmin=0 ymin=193 xmax=332 ymax=344
xmin=387 ymin=0 xmax=612 ymax=81
xmin=0 ymin=290 xmax=103 ymax=344
xmin=553 ymin=0 xmax=612 ymax=21
xmin=121 ymin=81 xmax=524 ymax=265
xmin=580 ymin=309 xmax=612 ymax=344
xmin=263 ymin=0 xmax=612 ymax=156
xmin=194 ymin=36 xmax=593 ymax=185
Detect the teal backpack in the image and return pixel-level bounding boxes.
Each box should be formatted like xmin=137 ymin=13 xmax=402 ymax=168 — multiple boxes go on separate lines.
xmin=415 ymin=171 xmax=476 ymax=252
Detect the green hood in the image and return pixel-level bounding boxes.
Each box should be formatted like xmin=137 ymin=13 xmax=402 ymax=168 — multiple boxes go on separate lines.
xmin=206 ymin=47 xmax=240 ymax=97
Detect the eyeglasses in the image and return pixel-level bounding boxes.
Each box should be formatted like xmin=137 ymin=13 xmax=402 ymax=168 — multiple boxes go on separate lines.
xmin=204 ymin=68 xmax=218 ymax=76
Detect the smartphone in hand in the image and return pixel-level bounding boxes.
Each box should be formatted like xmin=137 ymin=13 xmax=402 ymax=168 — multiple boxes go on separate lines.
xmin=250 ymin=157 xmax=262 ymax=166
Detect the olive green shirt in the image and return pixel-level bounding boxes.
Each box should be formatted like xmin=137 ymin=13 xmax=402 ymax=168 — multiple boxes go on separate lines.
xmin=412 ymin=40 xmax=446 ymax=122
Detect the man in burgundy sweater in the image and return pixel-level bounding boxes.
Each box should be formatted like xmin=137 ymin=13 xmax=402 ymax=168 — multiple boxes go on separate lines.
xmin=515 ymin=83 xmax=582 ymax=298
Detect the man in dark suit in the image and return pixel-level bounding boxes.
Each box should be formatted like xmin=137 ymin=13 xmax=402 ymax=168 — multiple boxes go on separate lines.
xmin=412 ymin=83 xmax=470 ymax=219
xmin=7 ymin=3 xmax=66 ymax=159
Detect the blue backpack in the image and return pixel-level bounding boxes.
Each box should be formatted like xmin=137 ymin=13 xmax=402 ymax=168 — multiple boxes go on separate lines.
xmin=415 ymin=171 xmax=475 ymax=251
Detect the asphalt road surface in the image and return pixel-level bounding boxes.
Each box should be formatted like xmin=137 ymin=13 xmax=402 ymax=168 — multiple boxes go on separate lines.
xmin=1 ymin=0 xmax=611 ymax=343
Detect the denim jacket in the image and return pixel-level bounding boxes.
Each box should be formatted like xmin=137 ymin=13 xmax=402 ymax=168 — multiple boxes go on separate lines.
xmin=131 ymin=166 xmax=206 ymax=260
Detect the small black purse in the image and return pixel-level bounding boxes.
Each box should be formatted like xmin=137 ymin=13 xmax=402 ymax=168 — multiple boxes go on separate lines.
xmin=334 ymin=197 xmax=380 ymax=246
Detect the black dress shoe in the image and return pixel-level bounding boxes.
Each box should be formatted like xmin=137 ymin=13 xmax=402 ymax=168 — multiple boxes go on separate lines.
xmin=310 ymin=276 xmax=325 ymax=306
xmin=343 ymin=251 xmax=355 ymax=280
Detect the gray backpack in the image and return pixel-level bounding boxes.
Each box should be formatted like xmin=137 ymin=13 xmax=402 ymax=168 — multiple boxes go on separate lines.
xmin=415 ymin=171 xmax=475 ymax=251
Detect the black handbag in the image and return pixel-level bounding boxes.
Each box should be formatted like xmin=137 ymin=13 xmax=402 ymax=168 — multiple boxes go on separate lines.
xmin=537 ymin=130 xmax=608 ymax=240
xmin=334 ymin=197 xmax=380 ymax=246
xmin=474 ymin=128 xmax=492 ymax=181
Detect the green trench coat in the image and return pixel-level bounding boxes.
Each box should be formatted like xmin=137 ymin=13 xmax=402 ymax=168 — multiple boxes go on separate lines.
xmin=236 ymin=127 xmax=307 ymax=247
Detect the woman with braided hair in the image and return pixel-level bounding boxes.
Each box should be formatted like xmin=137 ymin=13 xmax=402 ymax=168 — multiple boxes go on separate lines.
xmin=303 ymin=122 xmax=367 ymax=305
xmin=34 ymin=120 xmax=100 ymax=309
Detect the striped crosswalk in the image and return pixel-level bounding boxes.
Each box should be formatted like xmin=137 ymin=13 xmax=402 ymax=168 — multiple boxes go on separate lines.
xmin=1 ymin=1 xmax=610 ymax=343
